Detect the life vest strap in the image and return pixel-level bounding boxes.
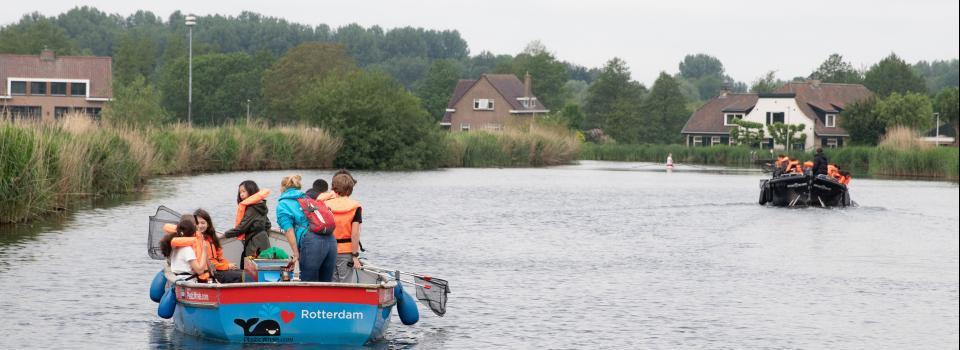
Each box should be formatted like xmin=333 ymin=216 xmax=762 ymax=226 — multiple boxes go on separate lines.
xmin=336 ymin=238 xmax=352 ymax=243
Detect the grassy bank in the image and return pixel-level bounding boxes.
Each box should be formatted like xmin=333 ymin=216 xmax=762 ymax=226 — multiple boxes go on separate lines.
xmin=579 ymin=143 xmax=959 ymax=179
xmin=442 ymin=125 xmax=581 ymax=168
xmin=1 ymin=116 xmax=339 ymax=223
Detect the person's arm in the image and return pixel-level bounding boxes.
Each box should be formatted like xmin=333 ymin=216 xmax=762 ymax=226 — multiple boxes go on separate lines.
xmin=276 ymin=202 xmax=300 ymax=264
xmin=351 ymin=222 xmax=361 ymax=268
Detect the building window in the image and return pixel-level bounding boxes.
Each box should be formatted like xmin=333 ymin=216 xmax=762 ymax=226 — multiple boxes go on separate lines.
xmin=51 ymin=82 xmax=67 ymax=96
xmin=825 ymin=138 xmax=838 ymax=148
xmin=793 ymin=142 xmax=805 ymax=151
xmin=30 ymin=82 xmax=47 ymax=95
xmin=10 ymin=81 xmax=27 ymax=95
xmin=765 ymin=112 xmax=785 ymax=125
xmin=460 ymin=123 xmax=471 ymax=131
xmin=825 ymin=114 xmax=836 ymax=128
xmin=724 ymin=113 xmax=743 ymax=126
xmin=711 ymin=136 xmax=721 ymax=146
xmin=54 ymin=107 xmax=70 ymax=119
xmin=693 ymin=136 xmax=703 ymax=146
xmin=71 ymin=82 xmax=87 ymax=96
xmin=5 ymin=106 xmax=42 ymax=120
xmin=473 ymin=99 xmax=494 ymax=110
xmin=484 ymin=123 xmax=503 ymax=131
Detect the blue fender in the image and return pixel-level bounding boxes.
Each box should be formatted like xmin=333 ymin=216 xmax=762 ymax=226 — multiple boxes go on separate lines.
xmin=149 ymin=270 xmax=166 ymax=303
xmin=157 ymin=287 xmax=177 ymax=319
xmin=395 ymin=283 xmax=419 ymax=325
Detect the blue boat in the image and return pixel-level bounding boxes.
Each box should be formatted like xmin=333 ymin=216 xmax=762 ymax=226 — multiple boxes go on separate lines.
xmin=148 ymin=206 xmax=448 ymax=346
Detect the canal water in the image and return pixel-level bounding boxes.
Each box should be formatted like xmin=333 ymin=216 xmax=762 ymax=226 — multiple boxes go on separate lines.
xmin=1 ymin=161 xmax=957 ymax=349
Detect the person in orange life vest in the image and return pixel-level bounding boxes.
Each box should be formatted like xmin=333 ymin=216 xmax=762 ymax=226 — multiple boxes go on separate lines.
xmin=160 ymin=215 xmax=209 ymax=281
xmin=839 ymin=171 xmax=852 ymax=185
xmin=774 ymin=154 xmax=788 ymax=176
xmin=827 ymin=164 xmax=841 ymax=181
xmin=802 ymin=161 xmax=814 ymax=174
xmin=222 ymin=180 xmax=272 ymax=266
xmin=325 ymin=171 xmax=363 ymax=283
xmin=785 ymin=158 xmax=801 ymax=174
xmin=195 ymin=209 xmax=242 ymax=283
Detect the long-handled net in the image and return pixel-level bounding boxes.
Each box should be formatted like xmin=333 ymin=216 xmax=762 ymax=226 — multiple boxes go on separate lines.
xmin=148 ymin=206 xmax=182 ymax=260
xmin=363 ymin=265 xmax=450 ymax=317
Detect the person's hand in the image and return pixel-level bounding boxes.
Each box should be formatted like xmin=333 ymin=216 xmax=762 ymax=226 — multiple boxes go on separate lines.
xmin=287 ymin=253 xmax=299 ymax=269
xmin=352 ymin=256 xmax=362 ymax=269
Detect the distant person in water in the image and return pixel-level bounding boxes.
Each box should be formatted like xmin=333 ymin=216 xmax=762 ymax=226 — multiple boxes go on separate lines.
xmin=666 ymin=153 xmax=674 ymax=168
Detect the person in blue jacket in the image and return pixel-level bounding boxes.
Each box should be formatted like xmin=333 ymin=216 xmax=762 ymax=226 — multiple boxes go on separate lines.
xmin=276 ymin=174 xmax=337 ymax=282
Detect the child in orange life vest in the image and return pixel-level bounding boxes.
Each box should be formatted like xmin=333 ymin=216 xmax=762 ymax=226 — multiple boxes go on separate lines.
xmin=194 ymin=209 xmax=243 ymax=283
xmin=326 ymin=170 xmax=363 ymax=283
xmin=160 ymin=215 xmax=210 ymax=281
xmin=839 ymin=171 xmax=852 ymax=185
xmin=223 ymin=180 xmax=272 ymax=268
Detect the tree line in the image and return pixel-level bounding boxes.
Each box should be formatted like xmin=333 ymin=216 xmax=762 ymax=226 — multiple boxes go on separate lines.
xmin=1 ymin=6 xmax=957 ymax=152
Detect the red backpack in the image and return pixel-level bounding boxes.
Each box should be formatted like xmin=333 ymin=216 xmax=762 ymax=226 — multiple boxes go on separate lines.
xmin=296 ymin=197 xmax=335 ymax=235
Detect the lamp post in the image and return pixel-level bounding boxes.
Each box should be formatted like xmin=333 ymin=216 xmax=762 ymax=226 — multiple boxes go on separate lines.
xmin=246 ymin=99 xmax=251 ymax=124
xmin=185 ymin=14 xmax=196 ymax=126
xmin=934 ymin=112 xmax=941 ymax=147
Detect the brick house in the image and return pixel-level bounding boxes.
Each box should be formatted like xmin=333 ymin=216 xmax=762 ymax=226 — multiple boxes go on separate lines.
xmin=441 ymin=73 xmax=549 ymax=131
xmin=1 ymin=49 xmax=112 ymax=121
xmin=681 ymin=81 xmax=873 ymax=149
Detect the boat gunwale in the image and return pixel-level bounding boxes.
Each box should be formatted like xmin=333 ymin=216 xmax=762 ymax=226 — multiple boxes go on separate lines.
xmin=175 ymin=280 xmax=397 ymax=290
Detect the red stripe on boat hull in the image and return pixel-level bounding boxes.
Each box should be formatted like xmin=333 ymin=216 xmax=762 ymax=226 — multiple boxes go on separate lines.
xmin=218 ymin=286 xmax=379 ymax=305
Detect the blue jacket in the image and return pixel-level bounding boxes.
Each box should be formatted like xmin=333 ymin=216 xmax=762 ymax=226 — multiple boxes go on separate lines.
xmin=276 ymin=188 xmax=309 ymax=244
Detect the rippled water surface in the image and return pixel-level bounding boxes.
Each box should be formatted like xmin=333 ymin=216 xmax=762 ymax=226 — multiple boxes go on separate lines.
xmin=2 ymin=161 xmax=958 ymax=349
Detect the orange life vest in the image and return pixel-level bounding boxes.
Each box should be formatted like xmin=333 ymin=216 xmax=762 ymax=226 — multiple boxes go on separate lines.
xmin=325 ymin=196 xmax=361 ymax=254
xmin=234 ymin=189 xmax=271 ymax=240
xmin=803 ymin=161 xmax=814 ymax=170
xmin=170 ymin=234 xmax=211 ymax=281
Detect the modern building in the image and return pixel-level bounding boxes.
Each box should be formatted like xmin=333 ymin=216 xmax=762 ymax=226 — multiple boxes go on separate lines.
xmin=1 ymin=49 xmax=112 ymax=121
xmin=441 ymin=73 xmax=549 ymax=131
xmin=681 ymin=80 xmax=873 ymax=149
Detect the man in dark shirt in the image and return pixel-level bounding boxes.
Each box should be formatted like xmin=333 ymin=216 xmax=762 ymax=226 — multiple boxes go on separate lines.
xmin=304 ymin=179 xmax=328 ymax=200
xmin=812 ymin=148 xmax=829 ymax=176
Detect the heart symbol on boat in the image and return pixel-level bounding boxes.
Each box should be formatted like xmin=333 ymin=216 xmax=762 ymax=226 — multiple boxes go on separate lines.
xmin=280 ymin=310 xmax=295 ymax=323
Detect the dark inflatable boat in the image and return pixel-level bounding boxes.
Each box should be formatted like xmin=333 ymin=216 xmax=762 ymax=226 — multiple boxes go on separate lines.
xmin=759 ymin=173 xmax=851 ymax=207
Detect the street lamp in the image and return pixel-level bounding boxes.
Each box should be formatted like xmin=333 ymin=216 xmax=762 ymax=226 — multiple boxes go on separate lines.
xmin=185 ymin=14 xmax=196 ymax=126
xmin=934 ymin=112 xmax=941 ymax=147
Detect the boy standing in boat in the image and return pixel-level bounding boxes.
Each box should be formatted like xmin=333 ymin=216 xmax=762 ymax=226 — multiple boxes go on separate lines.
xmin=325 ymin=172 xmax=363 ymax=283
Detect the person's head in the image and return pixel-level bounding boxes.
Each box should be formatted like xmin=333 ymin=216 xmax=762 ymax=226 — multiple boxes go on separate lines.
xmin=667 ymin=153 xmax=672 ymax=157
xmin=193 ymin=208 xmax=220 ymax=248
xmin=840 ymin=170 xmax=850 ymax=177
xmin=160 ymin=215 xmax=198 ymax=257
xmin=237 ymin=180 xmax=260 ymax=203
xmin=778 ymin=154 xmax=786 ymax=159
xmin=816 ymin=147 xmax=823 ymax=154
xmin=332 ymin=173 xmax=356 ymax=196
xmin=312 ymin=179 xmax=329 ymax=193
xmin=281 ymin=174 xmax=302 ymax=193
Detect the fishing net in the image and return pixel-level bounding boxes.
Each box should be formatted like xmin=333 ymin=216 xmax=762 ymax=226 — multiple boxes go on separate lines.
xmin=414 ymin=276 xmax=450 ymax=317
xmin=148 ymin=206 xmax=182 ymax=260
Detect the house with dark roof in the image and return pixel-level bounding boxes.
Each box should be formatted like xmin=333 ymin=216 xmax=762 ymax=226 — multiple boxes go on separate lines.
xmin=1 ymin=49 xmax=112 ymax=121
xmin=441 ymin=73 xmax=549 ymax=131
xmin=680 ymin=80 xmax=873 ymax=149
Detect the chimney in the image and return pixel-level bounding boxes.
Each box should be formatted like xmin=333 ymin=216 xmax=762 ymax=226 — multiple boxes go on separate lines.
xmin=524 ymin=71 xmax=532 ymax=98
xmin=40 ymin=48 xmax=55 ymax=61
xmin=719 ymin=84 xmax=730 ymax=98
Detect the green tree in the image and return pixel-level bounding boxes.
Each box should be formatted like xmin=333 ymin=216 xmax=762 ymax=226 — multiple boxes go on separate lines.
xmin=640 ymin=72 xmax=689 ymax=143
xmin=864 ymin=53 xmax=927 ymax=96
xmin=934 ymin=87 xmax=959 ymax=145
xmin=261 ymin=42 xmax=357 ymax=122
xmin=494 ymin=42 xmax=569 ymax=110
xmin=767 ymin=123 xmax=806 ymax=150
xmin=101 ymin=76 xmax=170 ymax=128
xmin=729 ymin=119 xmax=765 ymax=147
xmin=414 ymin=59 xmax=463 ymax=122
xmin=0 ymin=13 xmax=76 ymax=54
xmin=294 ymin=70 xmax=442 ymax=169
xmin=159 ymin=52 xmax=268 ymax=124
xmin=874 ymin=92 xmax=934 ymax=131
xmin=913 ymin=59 xmax=959 ymax=94
xmin=750 ymin=70 xmax=785 ymax=93
xmin=113 ymin=29 xmax=158 ymax=86
xmin=556 ymin=103 xmax=585 ymax=129
xmin=583 ymin=58 xmax=646 ymax=143
xmin=55 ymin=6 xmax=124 ymax=56
xmin=840 ymin=97 xmax=884 ymax=145
xmin=679 ymin=53 xmax=724 ymax=80
xmin=809 ymin=53 xmax=863 ymax=84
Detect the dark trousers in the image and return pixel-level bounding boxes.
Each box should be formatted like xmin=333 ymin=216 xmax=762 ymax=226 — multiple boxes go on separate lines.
xmin=298 ymin=232 xmax=337 ymax=282
xmin=214 ymin=269 xmax=243 ymax=283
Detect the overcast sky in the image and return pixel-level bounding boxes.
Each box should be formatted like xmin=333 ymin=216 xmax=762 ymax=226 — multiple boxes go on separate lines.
xmin=4 ymin=0 xmax=958 ymax=85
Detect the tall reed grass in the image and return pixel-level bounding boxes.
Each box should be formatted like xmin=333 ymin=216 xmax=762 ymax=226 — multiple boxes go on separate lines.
xmin=580 ymin=142 xmax=959 ymax=179
xmin=1 ymin=115 xmax=340 ymax=223
xmin=442 ymin=123 xmax=580 ymax=167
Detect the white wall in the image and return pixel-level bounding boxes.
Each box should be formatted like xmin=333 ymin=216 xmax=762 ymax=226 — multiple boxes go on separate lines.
xmin=743 ymin=97 xmax=815 ymax=150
